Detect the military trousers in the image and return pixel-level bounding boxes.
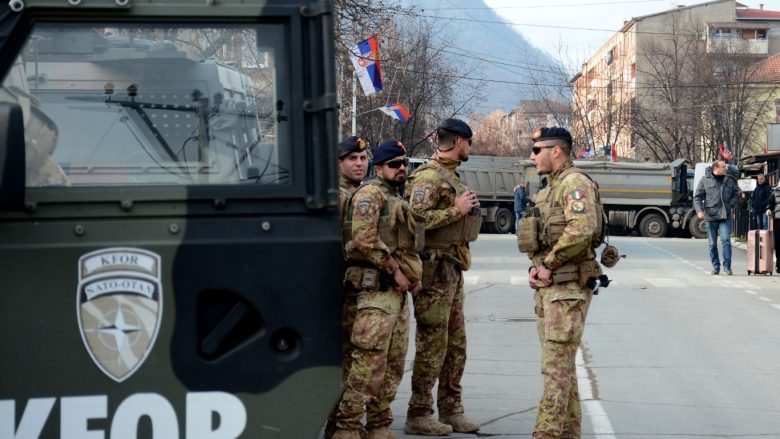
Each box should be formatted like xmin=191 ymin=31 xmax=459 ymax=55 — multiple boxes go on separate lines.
xmin=532 ymin=283 xmax=592 ymax=439
xmin=408 ymin=259 xmax=467 ymax=418
xmin=334 ymin=286 xmax=409 ymax=431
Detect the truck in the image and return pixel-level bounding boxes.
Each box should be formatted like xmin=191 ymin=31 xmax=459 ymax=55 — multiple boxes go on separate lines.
xmin=458 ymin=156 xmax=707 ymax=239
xmin=0 ymin=1 xmax=343 ymax=437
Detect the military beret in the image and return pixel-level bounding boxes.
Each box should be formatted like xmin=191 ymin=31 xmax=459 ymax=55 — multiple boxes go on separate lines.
xmin=437 ymin=118 xmax=473 ymax=139
xmin=531 ymin=127 xmax=572 ymax=143
xmin=338 ymin=135 xmax=367 ymax=158
xmin=371 ymin=140 xmax=406 ymax=166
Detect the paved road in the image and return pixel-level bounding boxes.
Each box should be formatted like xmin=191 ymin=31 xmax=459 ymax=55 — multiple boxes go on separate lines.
xmin=382 ymin=235 xmax=780 ymax=439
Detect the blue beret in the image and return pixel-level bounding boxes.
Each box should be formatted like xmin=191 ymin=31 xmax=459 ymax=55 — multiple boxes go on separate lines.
xmin=437 ymin=118 xmax=473 ymax=139
xmin=531 ymin=127 xmax=572 ymax=143
xmin=371 ymin=140 xmax=407 ymax=166
xmin=338 ymin=135 xmax=367 ymax=158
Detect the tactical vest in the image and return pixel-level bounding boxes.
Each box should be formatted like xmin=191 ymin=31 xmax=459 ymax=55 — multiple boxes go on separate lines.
xmin=342 ymin=179 xmax=424 ymax=260
xmin=518 ymin=166 xmax=606 ymax=258
xmin=407 ymin=161 xmax=481 ymax=249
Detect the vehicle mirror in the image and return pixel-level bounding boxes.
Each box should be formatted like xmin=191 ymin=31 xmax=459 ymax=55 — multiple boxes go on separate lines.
xmin=0 ymin=102 xmax=25 ymax=209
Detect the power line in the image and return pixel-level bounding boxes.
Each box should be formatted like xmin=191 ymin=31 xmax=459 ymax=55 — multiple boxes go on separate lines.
xmin=423 ymin=0 xmax=664 ymax=10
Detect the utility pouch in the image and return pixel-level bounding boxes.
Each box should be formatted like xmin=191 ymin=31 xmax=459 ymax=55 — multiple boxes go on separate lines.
xmin=463 ymin=214 xmax=482 ymax=242
xmin=577 ymin=260 xmax=603 ymax=288
xmin=361 ymin=267 xmax=380 ymax=290
xmin=551 ymin=263 xmax=579 ymax=284
xmin=343 ymin=266 xmax=363 ymax=289
xmin=517 ymin=216 xmax=539 ymax=253
xmin=546 ymin=208 xmax=567 ymax=244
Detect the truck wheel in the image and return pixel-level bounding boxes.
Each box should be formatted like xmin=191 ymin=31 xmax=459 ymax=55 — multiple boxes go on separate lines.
xmin=494 ymin=208 xmax=514 ymax=234
xmin=639 ymin=213 xmax=667 ymax=238
xmin=688 ymin=216 xmax=708 ymax=239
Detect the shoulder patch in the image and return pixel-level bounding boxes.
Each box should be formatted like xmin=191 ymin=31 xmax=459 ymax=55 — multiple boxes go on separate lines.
xmin=571 ymin=200 xmax=586 ymax=213
xmin=413 ymin=188 xmax=427 ymax=204
xmin=357 ymin=199 xmax=371 ymax=215
xmin=571 ymin=189 xmax=586 ymax=200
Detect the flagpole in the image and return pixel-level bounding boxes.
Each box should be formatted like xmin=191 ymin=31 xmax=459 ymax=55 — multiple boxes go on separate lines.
xmin=352 ymin=72 xmax=357 ymax=136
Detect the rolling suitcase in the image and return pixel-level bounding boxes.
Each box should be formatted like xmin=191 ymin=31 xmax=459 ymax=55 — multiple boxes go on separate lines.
xmin=747 ymin=229 xmax=773 ymax=275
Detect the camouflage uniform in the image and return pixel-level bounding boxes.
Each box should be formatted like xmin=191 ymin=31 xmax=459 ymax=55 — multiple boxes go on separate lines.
xmin=404 ymin=154 xmax=480 ymax=419
xmin=334 ymin=177 xmax=423 ymax=432
xmin=525 ymin=160 xmax=600 ymax=439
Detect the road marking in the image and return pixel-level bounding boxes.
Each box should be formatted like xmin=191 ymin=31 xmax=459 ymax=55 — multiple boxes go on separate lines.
xmin=463 ymin=275 xmax=479 ymax=285
xmin=576 ymin=349 xmax=616 ymax=439
xmin=772 ymin=304 xmax=780 ymax=311
xmin=510 ymin=275 xmax=525 ymax=285
xmin=744 ymin=290 xmax=758 ymax=295
xmin=645 ymin=278 xmax=687 ymax=288
xmin=759 ymin=297 xmax=771 ymax=302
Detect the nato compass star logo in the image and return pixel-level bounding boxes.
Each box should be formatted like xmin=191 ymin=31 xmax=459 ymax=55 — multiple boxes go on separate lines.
xmin=77 ymin=248 xmax=163 ymax=382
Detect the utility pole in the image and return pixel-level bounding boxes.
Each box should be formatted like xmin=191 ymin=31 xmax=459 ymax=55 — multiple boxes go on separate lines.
xmin=352 ymin=73 xmax=357 ymax=135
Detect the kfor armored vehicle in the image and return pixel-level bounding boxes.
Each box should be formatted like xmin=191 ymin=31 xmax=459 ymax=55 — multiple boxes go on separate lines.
xmin=0 ymin=0 xmax=342 ymax=437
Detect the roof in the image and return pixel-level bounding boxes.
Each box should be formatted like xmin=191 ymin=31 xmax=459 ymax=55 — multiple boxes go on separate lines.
xmin=750 ymin=52 xmax=780 ymax=83
xmin=632 ymin=0 xmax=732 ymax=22
xmin=737 ymin=8 xmax=780 ymax=20
xmin=707 ymin=21 xmax=769 ymax=29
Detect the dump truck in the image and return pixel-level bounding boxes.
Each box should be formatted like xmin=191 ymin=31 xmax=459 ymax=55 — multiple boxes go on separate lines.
xmin=0 ymin=1 xmax=343 ymax=437
xmin=458 ymin=156 xmax=706 ymax=238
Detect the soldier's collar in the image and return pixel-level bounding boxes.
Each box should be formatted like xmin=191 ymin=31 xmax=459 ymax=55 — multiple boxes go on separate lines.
xmin=549 ymin=160 xmax=574 ymax=184
xmin=435 ymin=156 xmax=461 ymax=169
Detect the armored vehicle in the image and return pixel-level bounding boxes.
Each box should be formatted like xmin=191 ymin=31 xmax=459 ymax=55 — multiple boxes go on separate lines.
xmin=0 ymin=0 xmax=342 ymax=437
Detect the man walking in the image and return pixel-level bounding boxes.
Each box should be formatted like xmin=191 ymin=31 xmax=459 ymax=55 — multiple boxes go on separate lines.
xmin=519 ymin=127 xmax=605 ymax=439
xmin=331 ymin=140 xmax=423 ymax=439
xmin=693 ymin=160 xmax=740 ymax=275
xmin=403 ymin=118 xmax=481 ymax=436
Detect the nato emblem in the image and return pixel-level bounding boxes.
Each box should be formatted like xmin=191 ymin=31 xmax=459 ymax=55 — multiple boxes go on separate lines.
xmin=77 ymin=248 xmax=163 ymax=382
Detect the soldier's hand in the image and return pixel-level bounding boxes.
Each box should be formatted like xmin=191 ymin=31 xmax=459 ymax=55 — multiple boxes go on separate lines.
xmin=455 ymin=190 xmax=480 ymax=216
xmin=409 ymin=280 xmax=422 ymax=294
xmin=697 ymin=211 xmax=704 ymax=220
xmin=528 ymin=266 xmax=539 ymax=289
xmin=393 ymin=269 xmax=411 ymax=292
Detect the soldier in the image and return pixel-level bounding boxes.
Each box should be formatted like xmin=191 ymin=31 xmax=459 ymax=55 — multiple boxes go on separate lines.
xmin=519 ymin=127 xmax=604 ymax=439
xmin=338 ymin=135 xmax=369 ymax=215
xmin=332 ymin=140 xmax=424 ymax=439
xmin=403 ymin=118 xmax=481 ymax=436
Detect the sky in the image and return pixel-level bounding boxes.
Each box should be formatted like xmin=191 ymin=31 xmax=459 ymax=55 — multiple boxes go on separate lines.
xmin=484 ymin=0 xmax=780 ymax=59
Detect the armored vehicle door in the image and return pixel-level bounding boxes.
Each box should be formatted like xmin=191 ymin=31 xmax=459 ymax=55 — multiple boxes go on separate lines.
xmin=0 ymin=1 xmax=342 ymax=437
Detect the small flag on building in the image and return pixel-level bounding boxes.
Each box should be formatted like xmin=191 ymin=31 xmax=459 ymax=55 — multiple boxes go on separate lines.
xmin=611 ymin=143 xmax=619 ymax=162
xmin=379 ymin=102 xmax=412 ymax=122
xmin=350 ymin=35 xmax=383 ymax=96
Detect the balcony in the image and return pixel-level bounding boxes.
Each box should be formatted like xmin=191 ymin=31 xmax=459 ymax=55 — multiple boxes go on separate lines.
xmin=706 ymin=22 xmax=769 ymax=55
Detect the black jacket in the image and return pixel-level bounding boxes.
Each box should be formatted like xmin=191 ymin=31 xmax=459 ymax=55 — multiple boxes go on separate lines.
xmin=693 ymin=168 xmax=740 ymax=221
xmin=751 ymin=181 xmax=772 ymax=212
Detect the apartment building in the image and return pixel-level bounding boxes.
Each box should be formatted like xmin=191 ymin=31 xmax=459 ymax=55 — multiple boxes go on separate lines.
xmin=571 ymin=0 xmax=780 ymax=161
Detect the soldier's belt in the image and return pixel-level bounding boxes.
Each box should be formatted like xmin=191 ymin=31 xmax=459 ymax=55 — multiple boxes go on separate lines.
xmin=549 ymin=260 xmax=602 ymax=288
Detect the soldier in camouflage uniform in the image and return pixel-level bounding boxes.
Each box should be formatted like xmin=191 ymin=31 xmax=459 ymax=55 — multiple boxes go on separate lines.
xmin=332 ymin=140 xmax=424 ymax=439
xmin=403 ymin=118 xmax=481 ymax=436
xmin=519 ymin=127 xmax=603 ymax=439
xmin=326 ymin=136 xmax=370 ymax=439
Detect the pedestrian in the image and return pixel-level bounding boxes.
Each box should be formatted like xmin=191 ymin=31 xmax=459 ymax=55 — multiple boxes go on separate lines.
xmin=330 ymin=140 xmax=424 ymax=439
xmin=403 ymin=118 xmax=482 ymax=436
xmin=514 ymin=181 xmax=529 ymax=231
xmin=338 ymin=135 xmax=369 ymax=215
xmin=764 ymin=179 xmax=780 ymax=274
xmin=693 ymin=160 xmax=740 ymax=275
xmin=519 ymin=127 xmax=606 ymax=439
xmin=751 ymin=174 xmax=771 ymax=230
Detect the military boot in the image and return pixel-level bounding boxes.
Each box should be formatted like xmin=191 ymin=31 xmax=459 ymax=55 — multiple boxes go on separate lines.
xmin=403 ymin=415 xmax=453 ymax=436
xmin=331 ymin=429 xmax=362 ymax=439
xmin=366 ymin=426 xmax=398 ymax=439
xmin=439 ymin=414 xmax=480 ymax=433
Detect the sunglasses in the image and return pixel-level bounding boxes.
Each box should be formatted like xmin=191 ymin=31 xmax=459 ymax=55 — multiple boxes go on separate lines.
xmin=385 ymin=158 xmax=409 ymax=169
xmin=531 ymin=145 xmax=557 ymax=155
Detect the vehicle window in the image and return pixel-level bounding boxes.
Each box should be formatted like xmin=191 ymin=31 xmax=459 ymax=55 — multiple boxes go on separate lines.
xmin=1 ymin=23 xmax=289 ymax=186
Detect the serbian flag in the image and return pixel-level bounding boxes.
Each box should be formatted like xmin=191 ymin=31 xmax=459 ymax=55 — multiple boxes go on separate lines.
xmin=379 ymin=102 xmax=412 ymax=122
xmin=350 ymin=35 xmax=383 ymax=96
xmin=611 ymin=143 xmax=619 ymax=162
xmin=719 ymin=143 xmax=733 ymax=161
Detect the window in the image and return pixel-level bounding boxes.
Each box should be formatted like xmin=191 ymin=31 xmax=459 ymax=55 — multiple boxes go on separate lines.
xmin=3 ymin=23 xmax=290 ymax=187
